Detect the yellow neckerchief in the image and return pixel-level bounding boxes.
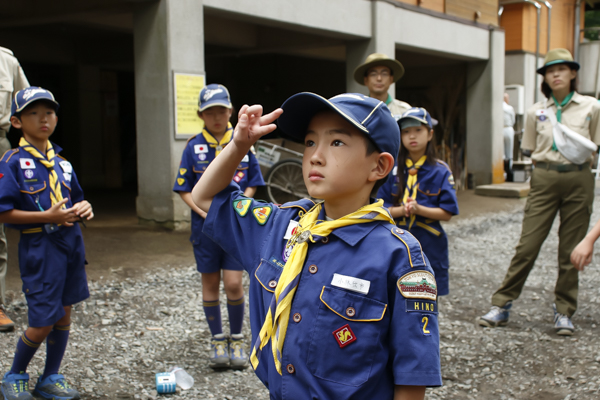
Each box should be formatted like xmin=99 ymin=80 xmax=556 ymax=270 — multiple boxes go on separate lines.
xmin=19 ymin=137 xmax=66 ymax=209
xmin=250 ymin=200 xmax=394 ymax=374
xmin=201 ymin=122 xmax=233 ymax=157
xmin=402 ymin=155 xmax=427 ymax=229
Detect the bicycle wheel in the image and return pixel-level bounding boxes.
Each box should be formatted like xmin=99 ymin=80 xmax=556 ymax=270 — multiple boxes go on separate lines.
xmin=265 ymin=159 xmax=309 ymax=204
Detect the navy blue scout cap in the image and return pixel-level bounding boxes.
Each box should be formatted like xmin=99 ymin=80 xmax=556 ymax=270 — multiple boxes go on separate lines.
xmin=397 ymin=107 xmax=433 ymax=130
xmin=277 ymin=93 xmax=400 ymax=160
xmin=11 ymin=87 xmax=59 ymax=117
xmin=198 ymin=84 xmax=232 ymax=112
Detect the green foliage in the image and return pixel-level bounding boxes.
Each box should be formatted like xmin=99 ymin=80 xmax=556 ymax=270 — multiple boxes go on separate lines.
xmin=585 ymin=10 xmax=600 ymax=41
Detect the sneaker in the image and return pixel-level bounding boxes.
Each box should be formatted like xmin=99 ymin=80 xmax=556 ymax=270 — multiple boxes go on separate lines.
xmin=478 ymin=301 xmax=512 ymax=327
xmin=229 ymin=334 xmax=249 ymax=370
xmin=209 ymin=334 xmax=229 ymax=369
xmin=553 ymin=304 xmax=574 ymax=336
xmin=33 ymin=374 xmax=80 ymax=400
xmin=0 ymin=307 xmax=15 ymax=332
xmin=1 ymin=372 xmax=34 ymax=400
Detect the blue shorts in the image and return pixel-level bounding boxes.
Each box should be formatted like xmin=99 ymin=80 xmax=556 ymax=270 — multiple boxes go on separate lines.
xmin=18 ymin=225 xmax=89 ymax=327
xmin=193 ymin=232 xmax=243 ymax=273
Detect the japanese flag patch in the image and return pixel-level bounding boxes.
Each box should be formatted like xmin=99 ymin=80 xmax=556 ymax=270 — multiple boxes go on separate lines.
xmin=20 ymin=158 xmax=35 ymax=169
xmin=194 ymin=144 xmax=208 ymax=154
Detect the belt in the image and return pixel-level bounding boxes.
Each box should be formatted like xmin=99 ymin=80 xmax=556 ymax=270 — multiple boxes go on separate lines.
xmin=22 ymin=224 xmax=60 ymax=234
xmin=536 ymin=162 xmax=588 ymax=172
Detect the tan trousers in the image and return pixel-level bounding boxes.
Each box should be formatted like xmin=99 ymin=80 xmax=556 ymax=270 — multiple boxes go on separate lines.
xmin=0 ymin=135 xmax=10 ymax=306
xmin=491 ymin=166 xmax=594 ymax=317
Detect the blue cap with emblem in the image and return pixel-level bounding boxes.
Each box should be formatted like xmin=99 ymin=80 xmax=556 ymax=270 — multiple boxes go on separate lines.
xmin=397 ymin=107 xmax=433 ymax=130
xmin=11 ymin=87 xmax=59 ymax=117
xmin=198 ymin=84 xmax=232 ymax=112
xmin=276 ymin=92 xmax=400 ymax=160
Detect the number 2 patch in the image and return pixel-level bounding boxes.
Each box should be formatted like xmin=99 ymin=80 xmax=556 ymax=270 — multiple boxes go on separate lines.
xmin=420 ymin=315 xmax=431 ymax=336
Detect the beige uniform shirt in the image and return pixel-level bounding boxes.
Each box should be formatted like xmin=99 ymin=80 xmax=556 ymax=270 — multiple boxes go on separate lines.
xmin=522 ymin=92 xmax=600 ymax=164
xmin=387 ymin=98 xmax=411 ymax=117
xmin=0 ymin=47 xmax=29 ymax=135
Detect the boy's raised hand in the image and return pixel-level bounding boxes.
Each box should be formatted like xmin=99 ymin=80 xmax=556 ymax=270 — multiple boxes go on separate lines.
xmin=234 ymin=105 xmax=283 ymax=147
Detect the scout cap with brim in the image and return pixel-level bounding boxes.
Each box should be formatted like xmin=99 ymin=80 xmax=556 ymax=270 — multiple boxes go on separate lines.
xmin=277 ymin=92 xmax=400 ymax=160
xmin=198 ymin=83 xmax=232 ymax=112
xmin=353 ymin=53 xmax=405 ymax=85
xmin=536 ymin=48 xmax=580 ymax=75
xmin=397 ymin=107 xmax=433 ymax=130
xmin=11 ymin=87 xmax=59 ymax=117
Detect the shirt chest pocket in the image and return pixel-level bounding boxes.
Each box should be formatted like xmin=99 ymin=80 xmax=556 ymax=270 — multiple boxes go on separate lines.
xmin=0 ymin=79 xmax=13 ymax=111
xmin=254 ymin=259 xmax=283 ymax=306
xmin=417 ymin=185 xmax=440 ymax=198
xmin=20 ymin=181 xmax=46 ymax=195
xmin=306 ymin=286 xmax=387 ymax=387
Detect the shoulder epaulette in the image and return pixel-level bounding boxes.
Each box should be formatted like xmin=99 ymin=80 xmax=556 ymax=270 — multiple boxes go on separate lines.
xmin=0 ymin=47 xmax=14 ymax=56
xmin=279 ymin=198 xmax=318 ymax=214
xmin=1 ymin=149 xmax=18 ymax=163
xmin=57 ymin=155 xmax=67 ymax=161
xmin=185 ymin=134 xmax=198 ymax=146
xmin=390 ymin=227 xmax=427 ymax=269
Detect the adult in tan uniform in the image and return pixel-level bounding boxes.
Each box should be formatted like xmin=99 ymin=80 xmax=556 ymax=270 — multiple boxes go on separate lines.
xmin=479 ymin=49 xmax=600 ymax=336
xmin=0 ymin=46 xmax=29 ymax=332
xmin=353 ymin=53 xmax=411 ymax=116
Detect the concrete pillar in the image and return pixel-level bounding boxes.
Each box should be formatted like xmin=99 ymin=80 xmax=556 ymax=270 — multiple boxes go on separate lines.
xmin=133 ymin=0 xmax=204 ymax=228
xmin=345 ymin=0 xmax=396 ymax=95
xmin=467 ymin=29 xmax=506 ymax=186
xmin=505 ymin=52 xmax=543 ymax=111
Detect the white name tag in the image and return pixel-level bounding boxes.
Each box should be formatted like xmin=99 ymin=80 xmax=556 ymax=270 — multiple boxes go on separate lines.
xmin=63 ymin=172 xmax=72 ymax=182
xmin=59 ymin=160 xmax=72 ymax=173
xmin=20 ymin=158 xmax=36 ymax=169
xmin=331 ymin=273 xmax=370 ymax=295
xmin=283 ymin=220 xmax=299 ymax=240
xmin=194 ymin=144 xmax=208 ymax=154
xmin=535 ymin=109 xmax=546 ymax=116
xmin=242 ymin=154 xmax=249 ymax=163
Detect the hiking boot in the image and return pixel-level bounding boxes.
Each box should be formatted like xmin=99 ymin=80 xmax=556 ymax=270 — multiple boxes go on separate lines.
xmin=478 ymin=301 xmax=512 ymax=328
xmin=209 ymin=334 xmax=229 ymax=369
xmin=1 ymin=372 xmax=33 ymax=400
xmin=0 ymin=306 xmax=15 ymax=332
xmin=553 ymin=304 xmax=574 ymax=336
xmin=229 ymin=334 xmax=249 ymax=370
xmin=33 ymin=374 xmax=80 ymax=400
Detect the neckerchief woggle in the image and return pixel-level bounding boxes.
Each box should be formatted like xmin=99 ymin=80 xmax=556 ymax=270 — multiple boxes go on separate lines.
xmin=201 ymin=122 xmax=233 ymax=156
xmin=402 ymin=155 xmax=427 ymax=228
xmin=19 ymin=137 xmax=66 ymax=209
xmin=551 ymin=91 xmax=574 ymax=151
xmin=249 ymin=200 xmax=394 ymax=374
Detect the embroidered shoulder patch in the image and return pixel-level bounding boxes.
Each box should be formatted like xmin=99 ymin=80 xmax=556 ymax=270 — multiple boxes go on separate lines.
xmin=397 ymin=270 xmax=437 ymax=300
xmin=177 ymin=178 xmax=185 ymax=186
xmin=448 ymin=174 xmax=455 ymax=188
xmin=179 ymin=168 xmax=187 ymax=175
xmin=406 ymin=299 xmax=437 ymax=314
xmin=233 ymin=198 xmax=252 ymax=217
xmin=252 ymin=205 xmax=272 ymax=225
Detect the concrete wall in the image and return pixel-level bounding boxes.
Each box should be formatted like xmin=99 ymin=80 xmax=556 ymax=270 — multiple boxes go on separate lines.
xmin=505 ymin=52 xmax=544 ymax=112
xmin=579 ymin=42 xmax=600 ymax=96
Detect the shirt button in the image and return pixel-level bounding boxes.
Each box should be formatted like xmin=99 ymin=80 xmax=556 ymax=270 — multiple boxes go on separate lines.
xmin=346 ymin=307 xmax=356 ymax=317
xmin=29 ymin=187 xmax=34 ymax=191
xmin=293 ymin=313 xmax=302 ymax=323
xmin=268 ymin=280 xmax=277 ymax=289
xmin=286 ymin=364 xmax=295 ymax=374
xmin=321 ymin=236 xmax=329 ymax=244
xmin=308 ymin=265 xmax=318 ymax=274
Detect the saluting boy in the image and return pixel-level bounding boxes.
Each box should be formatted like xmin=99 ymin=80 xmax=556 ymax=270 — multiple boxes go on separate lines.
xmin=191 ymin=93 xmax=442 ymax=399
xmin=173 ymin=84 xmax=264 ymax=369
xmin=0 ymin=87 xmax=93 ymax=400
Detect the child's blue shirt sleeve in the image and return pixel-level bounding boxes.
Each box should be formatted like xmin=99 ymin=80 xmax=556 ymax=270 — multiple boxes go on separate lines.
xmin=0 ymin=151 xmax=21 ymax=213
xmin=246 ymin=151 xmax=265 ymax=188
xmin=173 ymin=143 xmax=197 ymax=193
xmin=437 ymin=167 xmax=459 ymax=216
xmin=377 ymin=171 xmax=396 ymax=208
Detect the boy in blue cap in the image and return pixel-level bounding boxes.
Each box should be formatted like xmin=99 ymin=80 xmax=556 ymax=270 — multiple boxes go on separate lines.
xmin=0 ymin=87 xmax=93 ymax=400
xmin=191 ymin=93 xmax=442 ymax=399
xmin=174 ymin=84 xmax=264 ymax=369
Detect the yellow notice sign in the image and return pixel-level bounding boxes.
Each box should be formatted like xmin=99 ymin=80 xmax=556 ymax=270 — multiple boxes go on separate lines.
xmin=173 ymin=72 xmax=205 ymax=138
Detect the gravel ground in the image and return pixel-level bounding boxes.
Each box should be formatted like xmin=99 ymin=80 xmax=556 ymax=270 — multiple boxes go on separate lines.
xmin=2 ymin=196 xmax=600 ymax=400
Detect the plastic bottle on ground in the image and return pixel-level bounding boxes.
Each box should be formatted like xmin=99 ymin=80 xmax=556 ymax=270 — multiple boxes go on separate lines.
xmin=169 ymin=366 xmax=194 ymax=390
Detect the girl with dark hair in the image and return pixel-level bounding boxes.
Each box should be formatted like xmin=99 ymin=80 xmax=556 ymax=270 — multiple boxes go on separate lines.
xmin=479 ymin=48 xmax=600 ymax=336
xmin=377 ymin=107 xmax=459 ymax=296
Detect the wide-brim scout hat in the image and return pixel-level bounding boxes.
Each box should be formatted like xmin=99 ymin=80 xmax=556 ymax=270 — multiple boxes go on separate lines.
xmin=397 ymin=107 xmax=433 ymax=130
xmin=11 ymin=87 xmax=59 ymax=117
xmin=198 ymin=84 xmax=232 ymax=112
xmin=536 ymin=48 xmax=580 ymax=75
xmin=353 ymin=53 xmax=405 ymax=85
xmin=277 ymin=92 xmax=400 ymax=160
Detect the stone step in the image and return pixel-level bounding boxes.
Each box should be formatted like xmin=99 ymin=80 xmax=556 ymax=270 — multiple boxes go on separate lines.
xmin=474 ymin=182 xmax=530 ymax=198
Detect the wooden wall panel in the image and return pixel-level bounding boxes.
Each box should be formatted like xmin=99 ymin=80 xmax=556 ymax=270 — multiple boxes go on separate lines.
xmin=393 ymin=0 xmax=445 ymax=14
xmin=446 ymin=0 xmax=499 ymax=26
xmin=501 ymin=3 xmax=524 ymax=52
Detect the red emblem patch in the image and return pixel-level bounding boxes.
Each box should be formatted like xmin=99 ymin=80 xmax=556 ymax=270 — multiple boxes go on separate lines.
xmin=333 ymin=324 xmax=356 ymax=348
xmin=0 ymin=173 xmax=3 ymax=179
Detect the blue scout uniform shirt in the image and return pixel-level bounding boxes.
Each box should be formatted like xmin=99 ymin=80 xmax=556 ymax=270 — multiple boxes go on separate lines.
xmin=204 ymin=184 xmax=442 ymax=400
xmin=0 ymin=143 xmax=84 ymax=229
xmin=377 ymin=159 xmax=459 ymax=296
xmin=172 ymin=131 xmax=264 ymax=244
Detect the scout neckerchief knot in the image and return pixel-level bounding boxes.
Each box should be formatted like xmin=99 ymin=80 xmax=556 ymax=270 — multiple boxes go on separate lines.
xmin=201 ymin=122 xmax=233 ymax=156
xmin=250 ymin=200 xmax=394 ymax=374
xmin=403 ymin=155 xmax=427 ymax=229
xmin=551 ymin=91 xmax=574 ymax=152
xmin=19 ymin=137 xmax=66 ymax=209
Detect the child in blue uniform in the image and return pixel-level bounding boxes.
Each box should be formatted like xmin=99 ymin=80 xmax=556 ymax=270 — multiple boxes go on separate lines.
xmin=173 ymin=84 xmax=264 ymax=369
xmin=192 ymin=94 xmax=442 ymax=399
xmin=377 ymin=107 xmax=459 ymax=296
xmin=0 ymin=88 xmax=93 ymax=400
